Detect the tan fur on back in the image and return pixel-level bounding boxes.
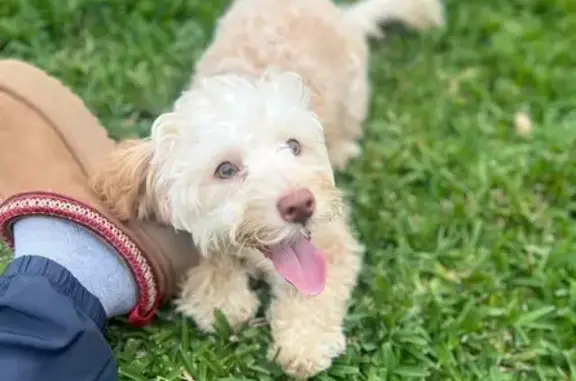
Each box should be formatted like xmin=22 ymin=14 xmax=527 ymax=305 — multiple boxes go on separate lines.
xmin=194 ymin=0 xmax=370 ymax=169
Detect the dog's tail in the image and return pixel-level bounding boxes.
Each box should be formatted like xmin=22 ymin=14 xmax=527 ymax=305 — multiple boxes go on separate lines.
xmin=341 ymin=0 xmax=445 ymax=38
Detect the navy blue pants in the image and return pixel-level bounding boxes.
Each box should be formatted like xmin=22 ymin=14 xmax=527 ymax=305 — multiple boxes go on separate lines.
xmin=0 ymin=255 xmax=118 ymax=380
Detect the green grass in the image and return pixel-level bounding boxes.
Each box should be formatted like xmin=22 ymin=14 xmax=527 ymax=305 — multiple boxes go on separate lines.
xmin=2 ymin=0 xmax=576 ymax=380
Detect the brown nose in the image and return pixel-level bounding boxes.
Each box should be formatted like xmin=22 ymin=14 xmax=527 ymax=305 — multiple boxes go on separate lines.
xmin=277 ymin=188 xmax=316 ymax=224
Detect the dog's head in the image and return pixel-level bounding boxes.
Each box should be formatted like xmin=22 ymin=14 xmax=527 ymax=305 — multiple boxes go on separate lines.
xmin=91 ymin=70 xmax=343 ymax=295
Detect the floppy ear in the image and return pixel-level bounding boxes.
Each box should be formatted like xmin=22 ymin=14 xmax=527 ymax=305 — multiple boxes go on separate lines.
xmin=90 ymin=139 xmax=157 ymax=221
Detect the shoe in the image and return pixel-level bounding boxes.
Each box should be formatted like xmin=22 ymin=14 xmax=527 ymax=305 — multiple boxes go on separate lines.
xmin=0 ymin=59 xmax=199 ymax=327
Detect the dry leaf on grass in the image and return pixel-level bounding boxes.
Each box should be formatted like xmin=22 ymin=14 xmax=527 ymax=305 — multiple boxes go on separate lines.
xmin=514 ymin=111 xmax=533 ymax=136
xmin=181 ymin=368 xmax=196 ymax=381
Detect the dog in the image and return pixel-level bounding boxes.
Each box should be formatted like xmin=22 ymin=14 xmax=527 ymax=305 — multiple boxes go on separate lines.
xmin=90 ymin=0 xmax=444 ymax=377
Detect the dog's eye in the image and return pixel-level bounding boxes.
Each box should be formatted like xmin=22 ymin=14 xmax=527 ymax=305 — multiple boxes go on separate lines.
xmin=287 ymin=139 xmax=301 ymax=155
xmin=215 ymin=161 xmax=238 ymax=179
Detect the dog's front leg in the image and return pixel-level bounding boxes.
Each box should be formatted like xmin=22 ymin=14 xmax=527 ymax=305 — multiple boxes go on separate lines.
xmin=175 ymin=254 xmax=260 ymax=333
xmin=267 ymin=220 xmax=363 ymax=379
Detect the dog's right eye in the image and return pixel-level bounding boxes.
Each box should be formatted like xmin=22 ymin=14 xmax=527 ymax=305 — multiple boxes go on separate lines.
xmin=287 ymin=139 xmax=301 ymax=155
xmin=215 ymin=161 xmax=239 ymax=179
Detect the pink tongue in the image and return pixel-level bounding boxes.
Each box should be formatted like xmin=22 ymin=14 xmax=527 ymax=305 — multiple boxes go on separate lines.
xmin=268 ymin=235 xmax=327 ymax=295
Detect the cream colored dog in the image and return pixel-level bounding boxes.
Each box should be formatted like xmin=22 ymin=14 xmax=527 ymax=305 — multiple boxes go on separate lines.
xmin=91 ymin=0 xmax=444 ymax=378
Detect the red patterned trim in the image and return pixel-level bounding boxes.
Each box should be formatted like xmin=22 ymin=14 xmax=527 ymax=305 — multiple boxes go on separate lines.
xmin=0 ymin=191 xmax=160 ymax=327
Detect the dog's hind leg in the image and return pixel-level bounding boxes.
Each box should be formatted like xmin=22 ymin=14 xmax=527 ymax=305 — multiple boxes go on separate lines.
xmin=266 ymin=218 xmax=364 ymax=379
xmin=175 ymin=255 xmax=260 ymax=332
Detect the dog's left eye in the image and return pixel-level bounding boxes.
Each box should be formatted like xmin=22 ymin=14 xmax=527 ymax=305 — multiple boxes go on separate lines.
xmin=215 ymin=161 xmax=238 ymax=179
xmin=287 ymin=139 xmax=301 ymax=155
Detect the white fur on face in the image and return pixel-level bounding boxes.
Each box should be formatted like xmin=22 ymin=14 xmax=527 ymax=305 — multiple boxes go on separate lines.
xmin=149 ymin=69 xmax=342 ymax=256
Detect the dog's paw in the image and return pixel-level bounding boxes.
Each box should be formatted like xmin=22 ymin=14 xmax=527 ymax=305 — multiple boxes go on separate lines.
xmin=176 ymin=286 xmax=260 ymax=333
xmin=268 ymin=329 xmax=346 ymax=379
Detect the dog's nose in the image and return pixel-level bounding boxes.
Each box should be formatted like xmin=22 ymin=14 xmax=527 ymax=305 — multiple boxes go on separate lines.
xmin=277 ymin=188 xmax=316 ymax=224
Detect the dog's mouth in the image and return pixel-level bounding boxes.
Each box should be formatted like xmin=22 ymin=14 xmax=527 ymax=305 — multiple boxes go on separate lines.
xmin=262 ymin=228 xmax=327 ymax=296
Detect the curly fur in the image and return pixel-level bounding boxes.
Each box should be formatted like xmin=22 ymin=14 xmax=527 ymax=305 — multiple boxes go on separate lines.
xmin=90 ymin=0 xmax=444 ymax=378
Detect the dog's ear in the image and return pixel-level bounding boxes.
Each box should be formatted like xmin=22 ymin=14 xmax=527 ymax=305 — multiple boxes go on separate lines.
xmin=90 ymin=139 xmax=157 ymax=221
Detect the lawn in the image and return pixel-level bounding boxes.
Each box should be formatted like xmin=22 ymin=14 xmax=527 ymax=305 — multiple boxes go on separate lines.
xmin=2 ymin=0 xmax=576 ymax=380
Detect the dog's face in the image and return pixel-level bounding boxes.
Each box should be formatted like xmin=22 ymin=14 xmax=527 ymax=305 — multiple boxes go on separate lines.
xmin=135 ymin=71 xmax=342 ymax=294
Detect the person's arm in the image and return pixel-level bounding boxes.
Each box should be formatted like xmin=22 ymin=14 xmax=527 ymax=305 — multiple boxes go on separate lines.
xmin=0 ymin=256 xmax=118 ymax=381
